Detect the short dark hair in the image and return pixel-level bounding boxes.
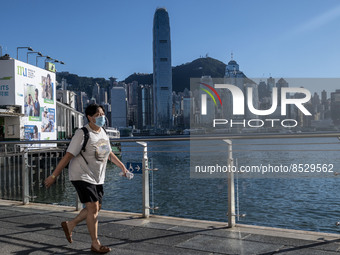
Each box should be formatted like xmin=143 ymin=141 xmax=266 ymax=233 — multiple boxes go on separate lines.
xmin=35 ymin=88 xmax=38 ymax=95
xmin=85 ymin=104 xmax=105 ymax=121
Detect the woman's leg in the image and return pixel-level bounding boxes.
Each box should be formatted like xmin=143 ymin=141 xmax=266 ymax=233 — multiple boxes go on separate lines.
xmin=63 ymin=204 xmax=102 ymax=239
xmin=67 ymin=207 xmax=88 ymax=232
xmin=85 ymin=201 xmax=101 ymax=248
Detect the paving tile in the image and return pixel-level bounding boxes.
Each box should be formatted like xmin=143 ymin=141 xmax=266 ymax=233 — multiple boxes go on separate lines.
xmin=2 ymin=201 xmax=340 ymax=255
xmin=271 ymin=246 xmax=340 ymax=255
xmin=109 ymin=225 xmax=197 ymax=246
xmin=245 ymin=234 xmax=340 ymax=253
xmin=244 ymin=233 xmax=316 ymax=247
xmin=0 ymin=235 xmax=50 ymax=254
xmin=140 ymin=221 xmax=176 ymax=230
xmin=177 ymin=234 xmax=283 ymax=255
xmin=116 ymin=240 xmax=216 ymax=255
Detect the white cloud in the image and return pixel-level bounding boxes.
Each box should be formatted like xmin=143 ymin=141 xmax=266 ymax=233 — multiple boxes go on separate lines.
xmin=292 ymin=4 xmax=340 ymax=34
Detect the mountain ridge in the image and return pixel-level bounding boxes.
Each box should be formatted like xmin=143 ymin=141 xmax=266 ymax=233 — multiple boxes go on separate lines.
xmin=57 ymin=57 xmax=227 ymax=96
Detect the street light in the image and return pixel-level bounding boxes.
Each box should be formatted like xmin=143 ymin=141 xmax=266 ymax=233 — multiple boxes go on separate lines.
xmin=44 ymin=56 xmax=52 ymax=64
xmin=17 ymin=46 xmax=33 ymax=60
xmin=27 ymin=51 xmax=42 ymax=63
xmin=0 ymin=45 xmax=2 ymax=57
xmin=36 ymin=55 xmax=47 ymax=66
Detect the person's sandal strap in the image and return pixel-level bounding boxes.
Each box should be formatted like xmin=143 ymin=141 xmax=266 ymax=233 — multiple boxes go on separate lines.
xmin=61 ymin=221 xmax=73 ymax=243
xmin=91 ymin=245 xmax=111 ymax=254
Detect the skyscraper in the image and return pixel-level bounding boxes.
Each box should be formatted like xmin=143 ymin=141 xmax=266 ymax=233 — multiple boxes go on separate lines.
xmin=111 ymin=86 xmax=127 ymax=128
xmin=92 ymin=82 xmax=100 ymax=103
xmin=153 ymin=8 xmax=172 ymax=129
xmin=330 ymin=89 xmax=340 ymax=125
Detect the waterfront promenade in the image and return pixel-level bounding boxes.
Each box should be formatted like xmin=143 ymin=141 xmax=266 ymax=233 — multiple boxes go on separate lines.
xmin=1 ymin=200 xmax=340 ymax=254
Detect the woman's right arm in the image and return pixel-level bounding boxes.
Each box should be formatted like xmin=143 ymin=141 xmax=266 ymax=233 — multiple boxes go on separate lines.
xmin=44 ymin=152 xmax=74 ymax=188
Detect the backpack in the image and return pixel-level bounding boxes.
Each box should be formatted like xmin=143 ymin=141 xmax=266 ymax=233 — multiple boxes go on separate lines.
xmin=64 ymin=126 xmax=107 ymax=168
xmin=64 ymin=127 xmax=89 ymax=169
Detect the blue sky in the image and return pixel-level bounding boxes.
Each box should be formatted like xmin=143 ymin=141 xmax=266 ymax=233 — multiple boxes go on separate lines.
xmin=1 ymin=0 xmax=340 ymax=93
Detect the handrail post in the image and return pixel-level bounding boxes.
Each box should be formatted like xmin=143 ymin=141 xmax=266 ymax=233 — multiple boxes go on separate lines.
xmin=75 ymin=194 xmax=82 ymax=211
xmin=137 ymin=141 xmax=149 ymax=218
xmin=224 ymin=139 xmax=235 ymax=227
xmin=22 ymin=147 xmax=29 ymax=205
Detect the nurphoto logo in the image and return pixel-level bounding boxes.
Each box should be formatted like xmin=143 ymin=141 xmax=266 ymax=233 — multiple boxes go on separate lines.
xmin=197 ymin=81 xmax=312 ymax=129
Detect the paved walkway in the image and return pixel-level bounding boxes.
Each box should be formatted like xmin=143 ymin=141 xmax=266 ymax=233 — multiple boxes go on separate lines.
xmin=1 ymin=199 xmax=340 ymax=254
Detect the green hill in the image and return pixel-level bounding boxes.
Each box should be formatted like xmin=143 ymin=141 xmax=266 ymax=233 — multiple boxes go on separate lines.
xmin=124 ymin=57 xmax=226 ymax=92
xmin=56 ymin=72 xmax=111 ymax=98
xmin=57 ymin=57 xmax=227 ymax=95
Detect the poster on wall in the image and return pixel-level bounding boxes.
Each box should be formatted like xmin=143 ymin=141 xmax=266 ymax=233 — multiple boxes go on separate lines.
xmin=24 ymin=125 xmax=40 ymax=140
xmin=24 ymin=124 xmax=41 ymax=148
xmin=24 ymin=83 xmax=41 ymax=120
xmin=41 ymin=107 xmax=55 ymax=133
xmin=12 ymin=59 xmax=57 ymax=143
xmin=42 ymin=74 xmax=54 ymax=103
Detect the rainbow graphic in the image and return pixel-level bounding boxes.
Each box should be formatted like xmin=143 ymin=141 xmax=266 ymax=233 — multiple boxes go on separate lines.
xmin=199 ymin=82 xmax=222 ymax=106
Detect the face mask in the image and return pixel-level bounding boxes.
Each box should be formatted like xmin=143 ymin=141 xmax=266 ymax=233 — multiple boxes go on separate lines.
xmin=95 ymin=116 xmax=106 ymax=127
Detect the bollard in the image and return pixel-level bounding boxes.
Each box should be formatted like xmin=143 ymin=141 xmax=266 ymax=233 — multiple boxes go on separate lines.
xmin=137 ymin=141 xmax=149 ymax=218
xmin=75 ymin=194 xmax=82 ymax=211
xmin=22 ymin=148 xmax=29 ymax=205
xmin=223 ymin=139 xmax=235 ymax=228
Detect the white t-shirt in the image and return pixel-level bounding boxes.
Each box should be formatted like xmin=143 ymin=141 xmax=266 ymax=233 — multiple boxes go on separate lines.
xmin=67 ymin=124 xmax=112 ymax=184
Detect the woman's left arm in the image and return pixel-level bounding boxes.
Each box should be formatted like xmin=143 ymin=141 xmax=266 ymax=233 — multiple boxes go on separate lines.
xmin=109 ymin=152 xmax=129 ymax=175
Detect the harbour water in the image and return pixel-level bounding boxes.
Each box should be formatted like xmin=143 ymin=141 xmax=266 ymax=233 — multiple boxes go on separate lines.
xmin=32 ymin=137 xmax=340 ymax=234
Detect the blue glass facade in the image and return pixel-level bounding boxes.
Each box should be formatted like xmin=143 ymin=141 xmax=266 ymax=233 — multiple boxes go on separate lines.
xmin=153 ymin=8 xmax=172 ymax=129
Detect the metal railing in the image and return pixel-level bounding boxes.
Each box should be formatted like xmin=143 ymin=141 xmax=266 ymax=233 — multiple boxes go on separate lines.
xmin=1 ymin=132 xmax=340 ymax=229
xmin=0 ymin=141 xmax=67 ymax=204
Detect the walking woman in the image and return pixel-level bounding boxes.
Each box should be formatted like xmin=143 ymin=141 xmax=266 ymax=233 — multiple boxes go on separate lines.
xmin=44 ymin=104 xmax=130 ymax=254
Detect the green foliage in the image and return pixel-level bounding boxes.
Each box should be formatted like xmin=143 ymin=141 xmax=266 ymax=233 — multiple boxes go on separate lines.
xmin=125 ymin=57 xmax=226 ymax=92
xmin=56 ymin=72 xmax=111 ymax=98
xmin=172 ymin=57 xmax=226 ymax=92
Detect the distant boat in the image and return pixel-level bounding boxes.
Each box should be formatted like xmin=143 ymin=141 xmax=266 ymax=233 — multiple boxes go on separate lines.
xmin=106 ymin=127 xmax=120 ymax=139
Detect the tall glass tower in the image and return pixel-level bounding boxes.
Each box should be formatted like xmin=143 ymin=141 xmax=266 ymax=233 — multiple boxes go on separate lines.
xmin=153 ymin=8 xmax=172 ymax=129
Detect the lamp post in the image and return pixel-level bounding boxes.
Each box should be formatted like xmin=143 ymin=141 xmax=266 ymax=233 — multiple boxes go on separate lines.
xmin=36 ymin=55 xmax=47 ymax=67
xmin=0 ymin=45 xmax=2 ymax=57
xmin=37 ymin=55 xmax=51 ymax=67
xmin=44 ymin=56 xmax=52 ymax=65
xmin=27 ymin=51 xmax=42 ymax=63
xmin=52 ymin=59 xmax=65 ymax=65
xmin=17 ymin=47 xmax=33 ymax=60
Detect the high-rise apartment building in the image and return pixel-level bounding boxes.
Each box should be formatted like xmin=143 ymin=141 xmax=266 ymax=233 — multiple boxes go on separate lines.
xmin=137 ymin=84 xmax=153 ymax=130
xmin=92 ymin=82 xmax=100 ymax=104
xmin=127 ymin=81 xmax=138 ymax=127
xmin=331 ymin=89 xmax=340 ymax=125
xmin=153 ymin=8 xmax=172 ymax=129
xmin=111 ymin=86 xmax=127 ymax=128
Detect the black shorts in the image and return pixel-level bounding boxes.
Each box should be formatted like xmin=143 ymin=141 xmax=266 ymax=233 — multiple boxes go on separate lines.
xmin=71 ymin=181 xmax=104 ymax=204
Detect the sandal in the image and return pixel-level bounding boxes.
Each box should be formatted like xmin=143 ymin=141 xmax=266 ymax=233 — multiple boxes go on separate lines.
xmin=91 ymin=245 xmax=111 ymax=254
xmin=61 ymin=221 xmax=73 ymax=243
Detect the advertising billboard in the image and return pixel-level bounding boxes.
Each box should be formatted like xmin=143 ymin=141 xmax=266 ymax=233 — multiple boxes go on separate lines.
xmin=0 ymin=59 xmax=57 ymax=142
xmin=0 ymin=60 xmax=15 ymax=105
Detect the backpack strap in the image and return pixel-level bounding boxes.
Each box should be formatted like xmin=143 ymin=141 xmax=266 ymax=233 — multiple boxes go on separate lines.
xmin=102 ymin=127 xmax=107 ymax=134
xmin=81 ymin=127 xmax=89 ymax=152
xmin=79 ymin=127 xmax=90 ymax=165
